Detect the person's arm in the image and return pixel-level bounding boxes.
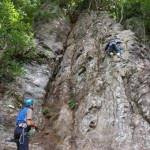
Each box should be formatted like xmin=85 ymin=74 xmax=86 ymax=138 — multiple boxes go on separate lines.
xmin=26 ymin=119 xmax=36 ymax=127
xmin=105 ymin=43 xmax=109 ymax=51
xmin=26 ymin=108 xmax=38 ymax=130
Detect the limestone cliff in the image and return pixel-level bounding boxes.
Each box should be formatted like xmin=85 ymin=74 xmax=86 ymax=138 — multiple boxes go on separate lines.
xmin=0 ymin=12 xmax=150 ymax=150
xmin=44 ymin=12 xmax=150 ymax=150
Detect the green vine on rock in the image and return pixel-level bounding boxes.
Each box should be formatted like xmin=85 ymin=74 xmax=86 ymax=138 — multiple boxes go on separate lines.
xmin=68 ymin=99 xmax=77 ymax=110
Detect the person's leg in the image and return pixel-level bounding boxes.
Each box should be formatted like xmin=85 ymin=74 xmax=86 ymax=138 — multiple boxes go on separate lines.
xmin=108 ymin=46 xmax=114 ymax=56
xmin=112 ymin=44 xmax=122 ymax=57
xmin=14 ymin=127 xmax=22 ymax=150
xmin=19 ymin=128 xmax=29 ymax=150
xmin=23 ymin=131 xmax=29 ymax=150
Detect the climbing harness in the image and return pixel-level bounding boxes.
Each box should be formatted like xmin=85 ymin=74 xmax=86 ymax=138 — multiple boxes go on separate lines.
xmin=18 ymin=123 xmax=27 ymax=144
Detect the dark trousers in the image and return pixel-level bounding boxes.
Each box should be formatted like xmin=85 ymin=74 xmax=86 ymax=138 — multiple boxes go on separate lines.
xmin=109 ymin=44 xmax=121 ymax=53
xmin=14 ymin=126 xmax=29 ymax=150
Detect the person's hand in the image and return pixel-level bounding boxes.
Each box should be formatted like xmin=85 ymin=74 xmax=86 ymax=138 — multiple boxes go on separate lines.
xmin=34 ymin=125 xmax=39 ymax=132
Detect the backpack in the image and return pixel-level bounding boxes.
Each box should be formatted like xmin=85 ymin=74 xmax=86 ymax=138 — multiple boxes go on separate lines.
xmin=16 ymin=107 xmax=29 ymax=125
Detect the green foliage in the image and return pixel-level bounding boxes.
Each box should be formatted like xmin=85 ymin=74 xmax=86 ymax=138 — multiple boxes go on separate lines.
xmin=0 ymin=0 xmax=66 ymax=80
xmin=114 ymin=0 xmax=150 ymax=40
xmin=54 ymin=0 xmax=150 ymax=36
xmin=34 ymin=1 xmax=62 ymax=23
xmin=68 ymin=99 xmax=77 ymax=109
xmin=0 ymin=59 xmax=24 ymax=81
xmin=42 ymin=107 xmax=50 ymax=116
xmin=0 ymin=0 xmax=38 ymax=80
xmin=12 ymin=0 xmax=41 ymax=23
xmin=141 ymin=0 xmax=150 ymax=33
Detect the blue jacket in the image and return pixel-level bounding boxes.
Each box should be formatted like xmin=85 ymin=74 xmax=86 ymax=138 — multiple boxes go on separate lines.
xmin=16 ymin=107 xmax=29 ymax=125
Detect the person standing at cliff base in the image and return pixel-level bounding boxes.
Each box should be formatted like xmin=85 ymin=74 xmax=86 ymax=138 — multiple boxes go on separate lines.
xmin=14 ymin=98 xmax=38 ymax=150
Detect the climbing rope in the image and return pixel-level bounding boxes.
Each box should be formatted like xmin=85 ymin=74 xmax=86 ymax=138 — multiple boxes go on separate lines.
xmin=19 ymin=127 xmax=25 ymax=144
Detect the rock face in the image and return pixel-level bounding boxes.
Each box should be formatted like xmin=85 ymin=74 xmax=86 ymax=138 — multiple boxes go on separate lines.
xmin=45 ymin=12 xmax=150 ymax=150
xmin=0 ymin=11 xmax=150 ymax=150
xmin=0 ymin=18 xmax=70 ymax=149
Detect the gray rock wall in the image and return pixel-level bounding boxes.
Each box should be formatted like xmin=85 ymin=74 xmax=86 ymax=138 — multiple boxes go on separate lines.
xmin=46 ymin=12 xmax=150 ymax=150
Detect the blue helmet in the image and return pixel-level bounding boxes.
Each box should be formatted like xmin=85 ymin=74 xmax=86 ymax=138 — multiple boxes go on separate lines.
xmin=24 ymin=98 xmax=33 ymax=107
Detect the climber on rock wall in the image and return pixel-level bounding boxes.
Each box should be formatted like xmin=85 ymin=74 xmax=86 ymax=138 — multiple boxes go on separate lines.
xmin=105 ymin=38 xmax=123 ymax=57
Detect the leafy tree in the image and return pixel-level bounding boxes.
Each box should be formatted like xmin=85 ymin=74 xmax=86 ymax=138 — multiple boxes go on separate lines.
xmin=141 ymin=0 xmax=150 ymax=34
xmin=0 ymin=0 xmax=35 ymax=80
xmin=12 ymin=0 xmax=41 ymax=24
